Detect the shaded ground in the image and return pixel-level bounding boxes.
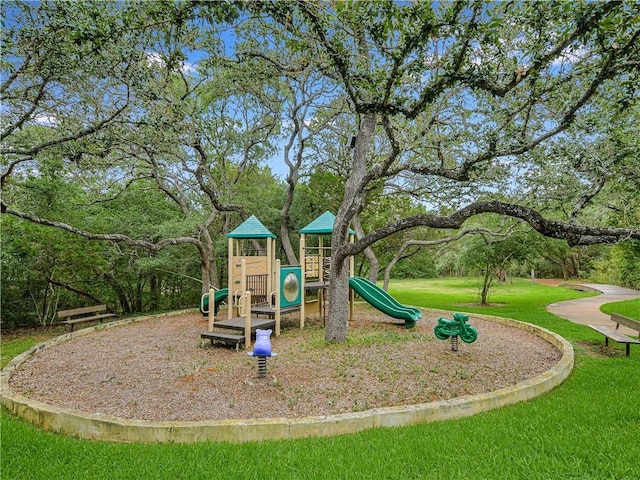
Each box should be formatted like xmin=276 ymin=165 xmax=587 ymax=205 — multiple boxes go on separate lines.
xmin=8 ymin=305 xmax=560 ymax=422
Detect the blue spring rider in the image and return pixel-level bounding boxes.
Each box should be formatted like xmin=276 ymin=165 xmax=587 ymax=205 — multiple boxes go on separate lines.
xmin=247 ymin=329 xmax=277 ymax=377
xmin=434 ymin=313 xmax=478 ymax=351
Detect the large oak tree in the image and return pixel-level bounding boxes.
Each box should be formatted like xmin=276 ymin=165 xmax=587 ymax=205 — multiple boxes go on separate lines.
xmin=245 ymin=1 xmax=640 ymax=341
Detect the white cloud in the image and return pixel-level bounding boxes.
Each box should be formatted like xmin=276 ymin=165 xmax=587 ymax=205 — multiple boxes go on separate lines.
xmin=145 ymin=51 xmax=165 ymax=67
xmin=182 ymin=61 xmax=196 ymax=73
xmin=146 ymin=51 xmax=197 ymax=74
xmin=553 ymin=45 xmax=589 ymax=66
xmin=32 ymin=113 xmax=58 ymax=126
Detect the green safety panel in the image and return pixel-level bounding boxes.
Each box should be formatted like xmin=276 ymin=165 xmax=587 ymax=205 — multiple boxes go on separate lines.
xmin=280 ymin=266 xmax=302 ymax=307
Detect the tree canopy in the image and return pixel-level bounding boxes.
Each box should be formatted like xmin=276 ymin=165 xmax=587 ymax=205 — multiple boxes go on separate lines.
xmin=2 ymin=0 xmax=639 ymax=340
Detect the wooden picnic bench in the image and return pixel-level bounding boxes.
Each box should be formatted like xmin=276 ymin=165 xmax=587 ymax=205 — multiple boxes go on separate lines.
xmin=58 ymin=305 xmax=116 ymax=332
xmin=589 ymin=313 xmax=640 ymax=356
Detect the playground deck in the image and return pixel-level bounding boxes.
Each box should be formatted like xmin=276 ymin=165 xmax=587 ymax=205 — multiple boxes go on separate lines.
xmin=304 ymin=280 xmax=326 ymax=290
xmin=212 ymin=317 xmax=276 ymax=331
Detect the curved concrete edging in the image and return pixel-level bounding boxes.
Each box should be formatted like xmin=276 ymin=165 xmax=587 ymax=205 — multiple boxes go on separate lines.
xmin=1 ymin=311 xmax=574 ymax=444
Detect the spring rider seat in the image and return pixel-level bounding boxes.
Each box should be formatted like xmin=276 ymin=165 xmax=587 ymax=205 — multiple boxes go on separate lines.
xmin=247 ymin=329 xmax=277 ymax=377
xmin=434 ymin=313 xmax=478 ymax=351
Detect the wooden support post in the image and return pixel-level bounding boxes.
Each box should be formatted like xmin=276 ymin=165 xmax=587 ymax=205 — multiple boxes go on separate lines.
xmin=299 ymin=234 xmax=306 ymax=329
xmin=227 ymin=237 xmax=234 ymax=320
xmin=208 ymin=287 xmax=216 ymax=332
xmin=267 ymin=237 xmax=274 ymax=304
xmin=244 ymin=290 xmax=252 ymax=350
xmin=275 ymin=258 xmax=281 ymax=336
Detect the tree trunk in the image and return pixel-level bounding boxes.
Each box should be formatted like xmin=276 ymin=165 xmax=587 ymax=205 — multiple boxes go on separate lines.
xmin=561 ymin=260 xmax=570 ymax=280
xmin=480 ymin=267 xmax=492 ymax=305
xmin=280 ymin=98 xmax=303 ymax=265
xmin=325 ymin=113 xmax=377 ymax=343
xmin=135 ymin=280 xmax=144 ymax=312
xmin=325 ymin=252 xmax=351 ymax=342
xmin=280 ymin=148 xmax=300 ymax=264
xmin=150 ymin=274 xmax=160 ymax=311
xmin=198 ymin=229 xmax=218 ymax=294
xmin=280 ymin=205 xmax=299 ymax=265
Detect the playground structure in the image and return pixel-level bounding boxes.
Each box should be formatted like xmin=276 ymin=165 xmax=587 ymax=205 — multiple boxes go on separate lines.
xmin=201 ymin=211 xmax=421 ymax=350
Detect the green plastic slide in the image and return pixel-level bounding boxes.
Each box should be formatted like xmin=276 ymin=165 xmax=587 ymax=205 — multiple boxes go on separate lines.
xmin=200 ymin=288 xmax=229 ymax=316
xmin=348 ymin=277 xmax=422 ymax=328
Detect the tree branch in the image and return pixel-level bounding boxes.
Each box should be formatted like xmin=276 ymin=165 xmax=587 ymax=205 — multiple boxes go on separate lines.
xmin=1 ymin=201 xmax=205 ymax=254
xmin=340 ymin=200 xmax=639 ymax=258
xmin=192 ymin=139 xmax=243 ymax=214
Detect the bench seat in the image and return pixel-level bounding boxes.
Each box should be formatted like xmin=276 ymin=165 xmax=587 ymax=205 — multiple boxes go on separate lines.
xmin=62 ymin=313 xmax=116 ymax=326
xmin=589 ymin=313 xmax=640 ymax=356
xmin=58 ymin=305 xmax=116 ymax=332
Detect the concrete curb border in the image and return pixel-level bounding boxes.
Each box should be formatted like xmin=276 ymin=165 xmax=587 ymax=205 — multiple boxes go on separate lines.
xmin=1 ymin=311 xmax=574 ymax=443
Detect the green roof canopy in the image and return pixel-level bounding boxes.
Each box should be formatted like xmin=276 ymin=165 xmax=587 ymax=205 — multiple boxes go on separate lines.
xmin=227 ymin=215 xmax=277 ymax=239
xmin=299 ymin=211 xmax=355 ymax=235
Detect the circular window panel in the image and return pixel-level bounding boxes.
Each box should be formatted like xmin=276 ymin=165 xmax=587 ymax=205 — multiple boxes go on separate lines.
xmin=283 ymin=272 xmax=300 ymax=302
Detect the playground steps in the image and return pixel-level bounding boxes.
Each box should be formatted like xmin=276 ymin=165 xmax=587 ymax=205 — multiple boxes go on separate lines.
xmin=200 ymin=331 xmax=245 ymax=350
xmin=201 ymin=317 xmax=276 ymax=350
xmin=250 ymin=305 xmax=300 ymax=318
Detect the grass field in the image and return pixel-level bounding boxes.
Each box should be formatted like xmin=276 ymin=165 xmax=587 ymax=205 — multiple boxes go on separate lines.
xmin=2 ymin=278 xmax=638 ymax=479
xmin=600 ymin=297 xmax=640 ymax=319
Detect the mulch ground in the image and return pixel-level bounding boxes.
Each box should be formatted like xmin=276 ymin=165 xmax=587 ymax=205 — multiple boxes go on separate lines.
xmin=8 ymin=305 xmax=561 ymax=422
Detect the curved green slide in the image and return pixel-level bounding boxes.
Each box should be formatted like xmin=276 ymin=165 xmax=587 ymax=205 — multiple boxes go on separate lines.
xmin=200 ymin=288 xmax=229 ymax=316
xmin=348 ymin=277 xmax=422 ymax=328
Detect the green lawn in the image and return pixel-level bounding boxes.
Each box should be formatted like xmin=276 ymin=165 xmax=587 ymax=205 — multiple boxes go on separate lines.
xmin=600 ymin=298 xmax=640 ymax=319
xmin=2 ymin=278 xmax=638 ymax=479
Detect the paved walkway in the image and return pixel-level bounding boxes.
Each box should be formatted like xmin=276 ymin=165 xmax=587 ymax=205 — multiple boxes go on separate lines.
xmin=547 ymin=284 xmax=640 ymax=336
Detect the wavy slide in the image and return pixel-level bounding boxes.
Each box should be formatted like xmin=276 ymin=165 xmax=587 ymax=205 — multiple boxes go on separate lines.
xmin=348 ymin=277 xmax=422 ymax=328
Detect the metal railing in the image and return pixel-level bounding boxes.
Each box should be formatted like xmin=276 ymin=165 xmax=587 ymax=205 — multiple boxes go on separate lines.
xmin=246 ymin=274 xmax=268 ymax=305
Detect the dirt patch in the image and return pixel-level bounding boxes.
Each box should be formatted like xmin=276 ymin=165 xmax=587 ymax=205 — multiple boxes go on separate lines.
xmin=532 ymin=279 xmax=566 ymax=287
xmin=454 ymin=303 xmax=507 ymax=308
xmin=8 ymin=305 xmax=561 ymax=422
xmin=575 ymin=341 xmax=626 ymax=358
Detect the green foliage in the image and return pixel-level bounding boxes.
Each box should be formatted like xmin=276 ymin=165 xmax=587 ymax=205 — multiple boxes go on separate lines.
xmin=385 ymin=250 xmax=436 ymax=279
xmin=1 ymin=213 xmax=110 ymax=328
xmin=3 ymin=0 xmax=638 ymax=339
xmin=594 ymin=241 xmax=640 ymax=290
xmin=458 ymin=229 xmax=535 ymax=304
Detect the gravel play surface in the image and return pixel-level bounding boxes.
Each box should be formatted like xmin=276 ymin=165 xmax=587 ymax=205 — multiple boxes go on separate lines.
xmin=9 ymin=305 xmax=561 ymax=422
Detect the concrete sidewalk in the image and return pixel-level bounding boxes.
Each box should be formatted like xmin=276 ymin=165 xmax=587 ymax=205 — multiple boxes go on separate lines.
xmin=547 ymin=284 xmax=640 ymax=336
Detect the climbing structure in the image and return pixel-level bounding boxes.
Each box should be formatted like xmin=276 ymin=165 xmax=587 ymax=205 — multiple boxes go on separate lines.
xmin=225 ymin=215 xmax=277 ymax=319
xmin=201 ymin=215 xmax=302 ymax=350
xmin=299 ymin=211 xmax=355 ymax=326
xmin=201 ymin=215 xmax=302 ymax=348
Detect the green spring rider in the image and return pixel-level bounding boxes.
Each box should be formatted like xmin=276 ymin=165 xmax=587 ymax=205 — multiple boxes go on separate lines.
xmin=434 ymin=313 xmax=478 ymax=351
